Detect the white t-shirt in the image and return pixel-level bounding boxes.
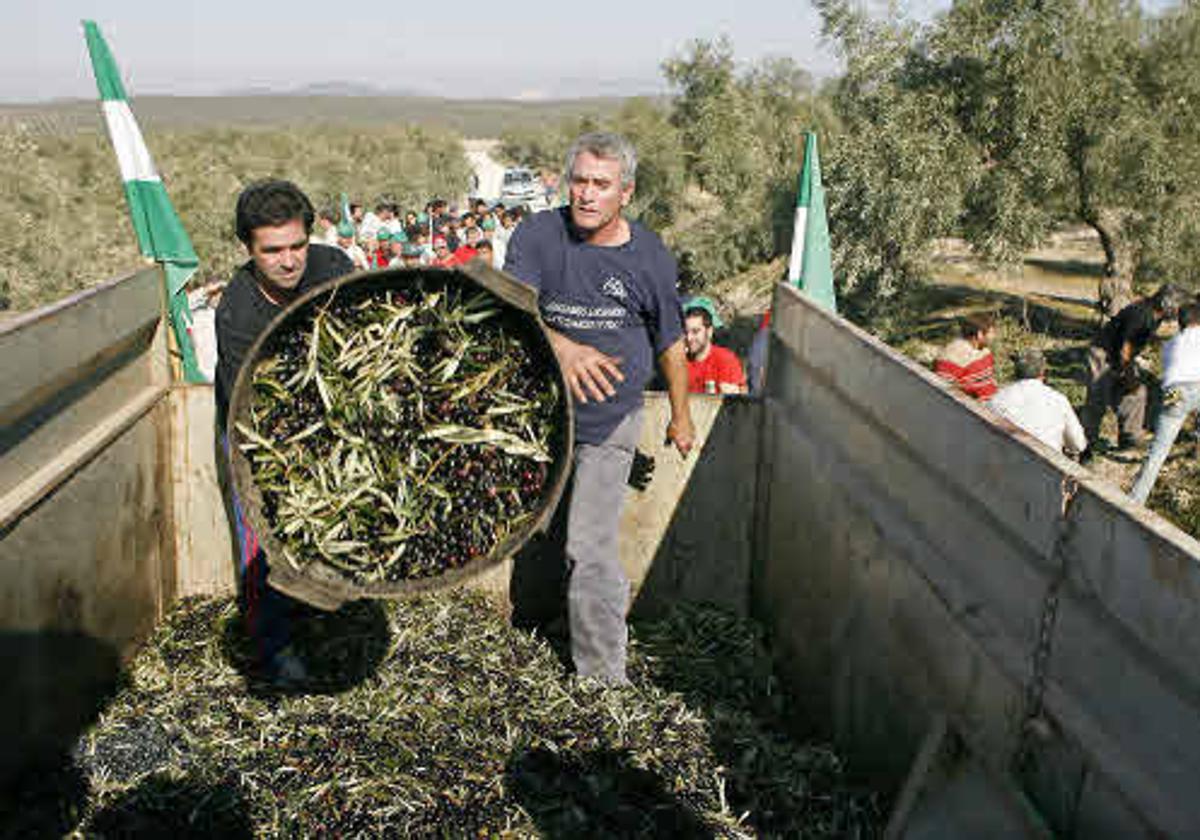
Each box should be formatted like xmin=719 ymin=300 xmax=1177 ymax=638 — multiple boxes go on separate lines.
xmin=339 ymin=243 xmax=370 ymax=271
xmin=990 ymin=378 xmax=1087 ymax=454
xmin=1162 ymin=326 xmax=1200 ymax=389
xmin=359 ymin=212 xmax=382 ymax=240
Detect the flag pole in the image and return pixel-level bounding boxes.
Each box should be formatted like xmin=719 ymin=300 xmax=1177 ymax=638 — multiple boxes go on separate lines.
xmin=83 ymin=20 xmax=205 ymax=382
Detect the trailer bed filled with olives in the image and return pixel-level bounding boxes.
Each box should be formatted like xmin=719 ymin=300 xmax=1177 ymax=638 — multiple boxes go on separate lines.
xmin=31 ymin=591 xmax=883 ymax=837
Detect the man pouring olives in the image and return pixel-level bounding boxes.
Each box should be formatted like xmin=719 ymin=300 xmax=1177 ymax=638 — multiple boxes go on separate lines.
xmin=505 ymin=131 xmax=695 ymax=685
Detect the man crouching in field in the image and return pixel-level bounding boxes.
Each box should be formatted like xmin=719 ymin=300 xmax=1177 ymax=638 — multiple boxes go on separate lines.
xmin=215 ymin=179 xmax=353 ymax=683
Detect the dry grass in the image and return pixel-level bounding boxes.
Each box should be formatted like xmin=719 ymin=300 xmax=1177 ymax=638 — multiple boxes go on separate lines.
xmin=0 ymin=123 xmax=472 ymax=312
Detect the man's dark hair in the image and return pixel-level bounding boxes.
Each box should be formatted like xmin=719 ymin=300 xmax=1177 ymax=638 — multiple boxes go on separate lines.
xmin=1179 ymin=302 xmax=1200 ymax=329
xmin=1153 ymin=283 xmax=1187 ymax=316
xmin=349 ymin=202 xmax=362 ymax=214
xmin=476 ymin=240 xmax=493 ymax=252
xmin=235 ymin=180 xmax=314 ymax=245
xmin=685 ymin=306 xmax=713 ymax=328
xmin=960 ymin=312 xmax=996 ymax=339
xmin=1013 ymin=349 xmax=1046 ymax=381
xmin=318 ymin=207 xmax=337 ymax=221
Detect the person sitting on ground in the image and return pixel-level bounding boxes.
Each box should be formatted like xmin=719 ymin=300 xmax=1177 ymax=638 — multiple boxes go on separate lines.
xmin=935 ymin=312 xmax=998 ymax=401
xmin=683 ymin=297 xmax=747 ymax=395
xmin=990 ymin=349 xmax=1086 ymax=456
xmin=336 ymin=222 xmax=369 ymax=271
xmin=1129 ymin=301 xmax=1200 ymax=502
xmin=1082 ymin=283 xmax=1185 ymax=456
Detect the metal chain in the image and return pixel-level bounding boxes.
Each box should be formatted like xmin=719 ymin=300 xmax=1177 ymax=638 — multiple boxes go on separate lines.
xmin=1012 ymin=475 xmax=1080 ymax=773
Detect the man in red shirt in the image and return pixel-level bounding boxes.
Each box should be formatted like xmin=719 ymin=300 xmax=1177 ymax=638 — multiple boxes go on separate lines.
xmin=430 ymin=235 xmax=457 ymax=267
xmin=934 ymin=312 xmax=998 ymax=401
xmin=684 ymin=297 xmax=747 ymax=394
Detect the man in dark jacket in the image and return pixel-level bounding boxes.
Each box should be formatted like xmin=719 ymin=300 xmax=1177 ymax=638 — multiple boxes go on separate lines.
xmin=1081 ymin=284 xmax=1184 ymax=458
xmin=215 ymin=179 xmax=353 ymax=682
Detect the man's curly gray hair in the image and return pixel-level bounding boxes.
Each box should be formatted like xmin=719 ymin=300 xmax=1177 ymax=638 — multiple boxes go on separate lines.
xmin=564 ymin=131 xmax=638 ymax=188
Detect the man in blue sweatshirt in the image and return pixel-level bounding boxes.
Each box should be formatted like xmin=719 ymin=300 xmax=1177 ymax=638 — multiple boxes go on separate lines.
xmin=505 ymin=132 xmax=695 ymax=685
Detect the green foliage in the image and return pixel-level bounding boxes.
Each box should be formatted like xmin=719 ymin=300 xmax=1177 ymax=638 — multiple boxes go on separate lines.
xmin=0 ymin=124 xmax=471 ymax=310
xmin=610 ymin=98 xmax=687 ymax=230
xmin=816 ymin=2 xmax=979 ymax=320
xmin=816 ymin=0 xmax=1200 ymax=318
xmin=497 ymin=125 xmax=568 ymax=174
xmin=662 ymin=38 xmax=835 ymax=290
xmin=0 ymin=127 xmax=136 ymax=310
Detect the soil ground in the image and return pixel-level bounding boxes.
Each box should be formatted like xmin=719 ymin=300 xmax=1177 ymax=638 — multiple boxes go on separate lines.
xmin=704 ymin=228 xmax=1200 ymax=540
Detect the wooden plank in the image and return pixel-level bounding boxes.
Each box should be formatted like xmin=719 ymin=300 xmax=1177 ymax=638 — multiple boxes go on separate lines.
xmin=0 ymin=385 xmax=166 ymax=531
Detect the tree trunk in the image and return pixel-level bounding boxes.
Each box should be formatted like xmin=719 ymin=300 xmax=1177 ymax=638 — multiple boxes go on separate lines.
xmin=1090 ymin=210 xmax=1133 ymax=319
xmin=1068 ymin=126 xmax=1132 ymax=319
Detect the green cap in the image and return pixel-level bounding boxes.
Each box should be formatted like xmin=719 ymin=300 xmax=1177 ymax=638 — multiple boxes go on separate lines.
xmin=377 ymin=229 xmax=392 ymax=242
xmin=417 ymin=211 xmax=429 ymax=224
xmin=683 ymin=296 xmax=724 ymax=329
xmin=481 ymin=217 xmax=496 ymax=231
xmin=336 ymin=222 xmax=355 ymax=238
xmin=402 ymin=242 xmax=423 ymax=257
xmin=392 ymin=228 xmax=408 ymax=242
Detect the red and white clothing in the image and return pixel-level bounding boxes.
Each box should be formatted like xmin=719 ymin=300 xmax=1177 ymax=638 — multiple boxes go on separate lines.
xmin=687 ymin=345 xmax=746 ymax=394
xmin=935 ymin=338 xmax=997 ymax=401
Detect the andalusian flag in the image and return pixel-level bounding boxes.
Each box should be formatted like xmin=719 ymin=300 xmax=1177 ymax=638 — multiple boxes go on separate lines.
xmin=786 ymin=132 xmax=837 ymax=313
xmin=83 ymin=20 xmax=204 ymax=382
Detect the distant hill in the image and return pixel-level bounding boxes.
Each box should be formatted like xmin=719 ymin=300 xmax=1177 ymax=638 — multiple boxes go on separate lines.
xmin=0 ymin=94 xmax=639 ymax=138
xmin=220 ymin=81 xmax=419 ymax=97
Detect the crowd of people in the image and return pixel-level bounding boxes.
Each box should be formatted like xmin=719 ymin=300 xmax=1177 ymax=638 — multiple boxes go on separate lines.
xmin=310 ymin=197 xmax=524 ymax=273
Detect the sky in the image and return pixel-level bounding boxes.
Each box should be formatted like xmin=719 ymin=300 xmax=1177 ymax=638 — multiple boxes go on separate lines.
xmin=2 ymin=0 xmax=1179 ymax=103
xmin=0 ymin=0 xmax=930 ymax=102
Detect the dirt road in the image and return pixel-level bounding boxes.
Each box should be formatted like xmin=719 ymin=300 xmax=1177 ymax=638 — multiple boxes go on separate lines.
xmin=463 ymin=138 xmax=504 ymax=202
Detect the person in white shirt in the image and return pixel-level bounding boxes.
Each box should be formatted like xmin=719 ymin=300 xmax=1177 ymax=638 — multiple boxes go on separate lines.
xmin=991 ymin=349 xmax=1087 ymax=455
xmin=1130 ymin=302 xmax=1200 ymax=502
xmin=359 ymin=202 xmax=393 ymax=241
xmin=312 ymin=208 xmax=340 ymax=245
xmin=335 ymin=222 xmax=370 ymax=271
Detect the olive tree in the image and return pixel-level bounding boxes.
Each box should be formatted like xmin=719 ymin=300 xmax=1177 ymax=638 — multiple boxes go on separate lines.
xmin=818 ymin=0 xmax=1200 ymax=315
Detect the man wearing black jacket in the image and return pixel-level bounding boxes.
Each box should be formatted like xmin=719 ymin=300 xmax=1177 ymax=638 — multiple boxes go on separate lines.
xmin=1081 ymin=284 xmax=1184 ymax=459
xmin=215 ymin=180 xmax=353 ymax=682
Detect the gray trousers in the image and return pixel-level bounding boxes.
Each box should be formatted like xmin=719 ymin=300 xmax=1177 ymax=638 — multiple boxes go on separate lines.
xmin=1082 ymin=345 xmax=1147 ymax=444
xmin=566 ymin=407 xmax=642 ymax=682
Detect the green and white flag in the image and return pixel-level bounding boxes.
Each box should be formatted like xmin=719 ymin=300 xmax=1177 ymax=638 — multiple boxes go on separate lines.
xmin=786 ymin=131 xmax=837 ymax=313
xmin=83 ymin=20 xmax=204 ymax=382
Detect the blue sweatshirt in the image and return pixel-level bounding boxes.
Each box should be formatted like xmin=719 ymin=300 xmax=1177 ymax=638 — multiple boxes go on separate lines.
xmin=504 ymin=208 xmax=684 ymax=444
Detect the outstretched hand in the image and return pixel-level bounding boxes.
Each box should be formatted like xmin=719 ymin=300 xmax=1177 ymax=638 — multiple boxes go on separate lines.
xmin=548 ymin=330 xmax=624 ymax=403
